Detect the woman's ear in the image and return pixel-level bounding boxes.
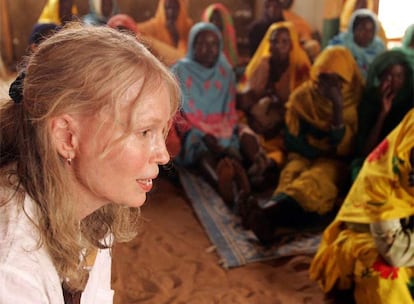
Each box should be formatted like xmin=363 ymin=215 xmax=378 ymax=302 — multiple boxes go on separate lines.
xmin=50 ymin=114 xmax=80 ymax=161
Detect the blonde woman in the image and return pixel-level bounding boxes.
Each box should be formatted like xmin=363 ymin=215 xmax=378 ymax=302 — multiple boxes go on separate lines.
xmin=0 ymin=24 xmax=179 ymax=303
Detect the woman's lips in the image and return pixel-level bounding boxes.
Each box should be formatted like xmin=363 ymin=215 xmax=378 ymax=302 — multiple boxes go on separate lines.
xmin=136 ymin=178 xmax=153 ymax=192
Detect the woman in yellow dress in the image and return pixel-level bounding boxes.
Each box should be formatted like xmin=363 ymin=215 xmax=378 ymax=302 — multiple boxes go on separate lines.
xmin=245 ymin=46 xmax=363 ymax=244
xmin=310 ymin=109 xmax=414 ymax=303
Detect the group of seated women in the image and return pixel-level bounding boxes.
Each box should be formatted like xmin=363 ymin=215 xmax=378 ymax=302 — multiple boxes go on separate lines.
xmin=28 ymin=1 xmax=414 ymax=302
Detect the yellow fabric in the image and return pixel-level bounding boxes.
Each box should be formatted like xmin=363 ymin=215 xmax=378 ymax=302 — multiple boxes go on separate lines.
xmin=136 ymin=0 xmax=193 ymax=53
xmin=338 ymin=109 xmax=414 ymax=223
xmin=38 ymin=0 xmax=78 ymax=25
xmin=140 ymin=35 xmax=184 ymax=66
xmin=238 ymin=21 xmax=311 ymax=95
xmin=282 ymin=10 xmax=313 ymax=42
xmin=274 ymin=153 xmax=347 ymax=214
xmin=310 ymin=223 xmax=414 ymax=303
xmin=310 ymin=109 xmax=414 ymax=301
xmin=340 ymin=0 xmax=387 ymax=44
xmin=323 ymin=0 xmax=344 ymax=19
xmin=260 ymin=134 xmax=285 ymax=166
xmin=285 ymin=46 xmax=363 ymax=157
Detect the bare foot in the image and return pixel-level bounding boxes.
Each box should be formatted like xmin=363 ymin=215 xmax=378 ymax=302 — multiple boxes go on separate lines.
xmin=216 ymin=157 xmax=236 ymax=208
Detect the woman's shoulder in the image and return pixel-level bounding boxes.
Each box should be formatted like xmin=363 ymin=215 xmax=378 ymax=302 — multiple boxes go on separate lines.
xmin=0 ymin=192 xmax=63 ymax=302
xmin=0 ymin=192 xmax=42 ymax=263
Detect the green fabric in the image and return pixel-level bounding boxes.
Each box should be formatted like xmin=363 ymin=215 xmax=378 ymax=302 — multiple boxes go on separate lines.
xmin=393 ymin=24 xmax=414 ymax=72
xmin=284 ymin=120 xmax=345 ymax=160
xmin=351 ymin=50 xmax=414 ymax=180
xmin=321 ymin=18 xmax=339 ymax=49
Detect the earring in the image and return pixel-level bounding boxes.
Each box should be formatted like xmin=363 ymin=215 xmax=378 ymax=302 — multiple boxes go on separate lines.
xmin=67 ymin=156 xmax=72 ymax=165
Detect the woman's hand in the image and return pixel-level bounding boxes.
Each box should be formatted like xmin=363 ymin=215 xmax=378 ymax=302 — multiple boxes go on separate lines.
xmin=379 ymin=76 xmax=395 ymax=115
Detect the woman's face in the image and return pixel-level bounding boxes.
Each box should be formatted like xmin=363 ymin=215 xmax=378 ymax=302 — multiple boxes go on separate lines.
xmin=265 ymin=0 xmax=283 ymax=22
xmin=353 ymin=16 xmax=376 ymax=47
xmin=72 ymin=80 xmax=172 ymax=217
xmin=269 ymin=28 xmax=292 ymax=61
xmin=380 ymin=63 xmax=406 ymax=93
xmin=193 ymin=30 xmax=220 ymax=68
xmin=164 ymin=0 xmax=180 ymax=24
xmin=209 ymin=10 xmax=223 ymax=32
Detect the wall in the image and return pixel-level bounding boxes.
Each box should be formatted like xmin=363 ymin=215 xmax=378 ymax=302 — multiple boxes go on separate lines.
xmin=1 ymin=0 xmax=322 ymax=71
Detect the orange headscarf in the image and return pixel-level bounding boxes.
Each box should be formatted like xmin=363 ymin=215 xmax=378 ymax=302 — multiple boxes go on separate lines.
xmin=136 ymin=0 xmax=193 ymax=53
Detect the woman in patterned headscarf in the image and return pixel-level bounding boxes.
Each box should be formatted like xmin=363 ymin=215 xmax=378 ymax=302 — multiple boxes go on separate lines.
xmin=137 ymin=0 xmax=193 ymax=54
xmin=246 ymin=46 xmax=364 ymax=245
xmin=311 ymin=109 xmax=414 ymax=303
xmin=201 ymin=3 xmax=239 ymax=67
xmin=82 ymin=0 xmax=119 ymax=26
xmin=328 ymin=8 xmax=385 ymax=79
xmin=171 ymin=22 xmax=273 ymax=209
xmin=340 ymin=0 xmax=387 ymax=44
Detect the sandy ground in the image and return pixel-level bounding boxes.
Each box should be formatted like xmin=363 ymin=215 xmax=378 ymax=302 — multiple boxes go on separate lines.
xmin=111 ymin=176 xmax=327 ymax=304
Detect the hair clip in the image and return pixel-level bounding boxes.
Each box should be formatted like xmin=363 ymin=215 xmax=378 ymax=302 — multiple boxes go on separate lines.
xmin=9 ymin=71 xmax=26 ymax=104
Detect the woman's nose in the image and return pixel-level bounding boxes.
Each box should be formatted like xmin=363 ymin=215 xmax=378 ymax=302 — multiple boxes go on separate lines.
xmin=153 ymin=137 xmax=170 ymax=165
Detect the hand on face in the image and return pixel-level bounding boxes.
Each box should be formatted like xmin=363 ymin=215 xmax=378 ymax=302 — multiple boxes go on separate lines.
xmin=379 ymin=76 xmax=395 ymax=114
xmin=317 ymin=73 xmax=344 ymax=105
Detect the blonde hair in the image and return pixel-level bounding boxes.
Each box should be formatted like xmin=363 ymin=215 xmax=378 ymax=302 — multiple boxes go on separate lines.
xmin=0 ymin=23 xmax=180 ymax=291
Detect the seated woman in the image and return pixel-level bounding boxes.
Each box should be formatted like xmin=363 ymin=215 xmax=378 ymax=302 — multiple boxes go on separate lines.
xmin=237 ymin=21 xmax=311 ymax=167
xmin=201 ymin=3 xmax=239 ymax=68
xmin=310 ymin=109 xmax=414 ymax=303
xmin=137 ymin=0 xmax=193 ymax=55
xmin=37 ymin=0 xmax=78 ymax=25
xmin=351 ymin=50 xmax=414 ymax=180
xmin=82 ymin=0 xmax=119 ymax=26
xmin=171 ymin=22 xmax=274 ymax=210
xmin=248 ymin=0 xmax=318 ymax=60
xmin=245 ymin=46 xmax=364 ymax=245
xmin=328 ymin=8 xmax=385 ymax=79
xmin=340 ymin=0 xmax=387 ymax=45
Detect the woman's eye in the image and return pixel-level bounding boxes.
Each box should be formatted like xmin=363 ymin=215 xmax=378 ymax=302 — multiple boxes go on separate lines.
xmin=141 ymin=130 xmax=150 ymax=137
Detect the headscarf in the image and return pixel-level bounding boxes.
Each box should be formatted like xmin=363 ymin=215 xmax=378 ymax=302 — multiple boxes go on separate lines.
xmin=338 ymin=109 xmax=414 ymax=223
xmin=328 ymin=8 xmax=386 ymax=79
xmin=37 ymin=0 xmax=78 ymax=25
xmin=393 ymin=24 xmax=414 ymax=72
xmin=171 ymin=22 xmax=238 ymax=154
xmin=238 ymin=21 xmax=311 ymax=94
xmin=355 ymin=50 xmax=414 ymax=155
xmin=201 ymin=3 xmax=239 ymax=67
xmin=340 ymin=0 xmax=387 ymax=44
xmin=83 ymin=0 xmax=119 ymax=25
xmin=137 ymin=0 xmax=193 ymax=53
xmin=285 ymin=46 xmax=363 ymax=156
xmin=107 ymin=14 xmax=139 ymax=34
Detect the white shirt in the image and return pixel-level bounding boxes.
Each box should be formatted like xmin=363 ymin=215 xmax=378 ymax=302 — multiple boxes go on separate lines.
xmin=0 ymin=192 xmax=114 ymax=304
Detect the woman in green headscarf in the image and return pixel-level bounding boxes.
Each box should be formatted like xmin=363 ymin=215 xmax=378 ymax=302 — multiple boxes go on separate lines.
xmin=393 ymin=24 xmax=414 ymax=72
xmin=351 ymin=49 xmax=414 ymax=180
